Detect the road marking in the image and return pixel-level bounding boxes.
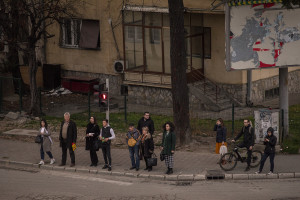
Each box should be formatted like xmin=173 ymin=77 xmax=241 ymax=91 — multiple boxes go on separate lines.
xmin=42 ymin=171 xmax=133 ymax=186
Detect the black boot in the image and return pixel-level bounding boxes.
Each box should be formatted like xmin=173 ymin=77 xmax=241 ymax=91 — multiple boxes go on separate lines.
xmin=165 ymin=167 xmax=170 ymax=174
xmin=168 ymin=168 xmax=173 ymax=174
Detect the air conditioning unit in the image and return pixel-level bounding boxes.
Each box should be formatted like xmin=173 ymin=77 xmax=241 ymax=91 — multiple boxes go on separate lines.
xmin=114 ymin=60 xmax=125 ymax=73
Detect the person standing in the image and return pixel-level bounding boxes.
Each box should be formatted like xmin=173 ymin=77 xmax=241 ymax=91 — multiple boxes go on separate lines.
xmin=86 ymin=116 xmax=100 ymax=167
xmin=161 ymin=122 xmax=176 ymax=175
xmin=137 ymin=112 xmax=155 ymax=136
xmin=59 ymin=112 xmax=77 ymax=167
xmin=100 ymin=119 xmax=115 ymax=171
xmin=126 ymin=123 xmax=141 ymax=171
xmin=38 ymin=119 xmax=55 ymax=165
xmin=214 ymin=118 xmax=227 ymax=154
xmin=141 ymin=127 xmax=154 ymax=172
xmin=256 ymin=127 xmax=277 ymax=175
xmin=232 ymin=119 xmax=255 ymax=172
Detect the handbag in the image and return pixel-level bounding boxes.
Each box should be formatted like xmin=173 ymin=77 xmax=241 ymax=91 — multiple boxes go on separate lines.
xmin=128 ymin=133 xmax=137 ymax=147
xmin=93 ymin=139 xmax=101 ymax=151
xmin=219 ymin=145 xmax=228 ymax=155
xmin=147 ymin=153 xmax=157 ymax=167
xmin=35 ymin=135 xmax=42 ymax=143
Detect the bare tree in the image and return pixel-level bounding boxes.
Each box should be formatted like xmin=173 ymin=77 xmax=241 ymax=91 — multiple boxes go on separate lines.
xmin=168 ymin=0 xmax=191 ymax=145
xmin=0 ymin=0 xmax=80 ymax=115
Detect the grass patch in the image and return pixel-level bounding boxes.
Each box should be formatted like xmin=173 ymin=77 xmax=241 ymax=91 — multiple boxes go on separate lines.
xmin=282 ymin=104 xmax=300 ymax=154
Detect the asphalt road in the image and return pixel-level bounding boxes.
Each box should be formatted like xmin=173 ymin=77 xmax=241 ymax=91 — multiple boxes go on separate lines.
xmin=0 ymin=166 xmax=300 ymax=200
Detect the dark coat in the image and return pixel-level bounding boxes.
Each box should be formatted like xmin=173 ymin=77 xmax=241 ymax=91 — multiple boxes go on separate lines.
xmin=214 ymin=125 xmax=227 ymax=143
xmin=264 ymin=134 xmax=277 ymax=154
xmin=85 ymin=123 xmax=100 ymax=151
xmin=141 ymin=133 xmax=154 ymax=158
xmin=161 ymin=131 xmax=176 ymax=156
xmin=234 ymin=126 xmax=255 ymax=148
xmin=137 ymin=117 xmax=155 ymax=135
xmin=59 ymin=120 xmax=77 ymax=149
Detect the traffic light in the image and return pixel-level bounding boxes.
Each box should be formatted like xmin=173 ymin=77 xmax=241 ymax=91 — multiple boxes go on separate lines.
xmin=99 ymin=91 xmax=108 ymax=107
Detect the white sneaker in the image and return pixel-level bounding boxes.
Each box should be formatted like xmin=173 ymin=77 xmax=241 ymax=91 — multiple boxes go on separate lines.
xmin=267 ymin=171 xmax=273 ymax=175
xmin=255 ymin=171 xmax=261 ymax=174
xmin=38 ymin=160 xmax=44 ymax=165
xmin=50 ymin=158 xmax=55 ymax=165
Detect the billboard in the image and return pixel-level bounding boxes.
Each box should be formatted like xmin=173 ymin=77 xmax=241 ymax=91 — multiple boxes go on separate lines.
xmin=254 ymin=109 xmax=280 ymax=144
xmin=226 ymin=1 xmax=300 ymax=70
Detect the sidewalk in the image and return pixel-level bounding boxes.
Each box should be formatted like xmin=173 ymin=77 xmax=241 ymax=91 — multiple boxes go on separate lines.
xmin=0 ymin=138 xmax=300 ymax=180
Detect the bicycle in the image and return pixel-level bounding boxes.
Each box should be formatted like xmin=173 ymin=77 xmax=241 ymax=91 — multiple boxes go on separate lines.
xmin=219 ymin=142 xmax=262 ymax=171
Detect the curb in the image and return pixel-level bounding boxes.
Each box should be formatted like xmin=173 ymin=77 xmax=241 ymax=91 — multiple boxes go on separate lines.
xmin=1 ymin=159 xmax=299 ymax=182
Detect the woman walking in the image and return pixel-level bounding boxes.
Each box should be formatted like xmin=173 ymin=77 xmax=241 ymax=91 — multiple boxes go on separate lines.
xmin=141 ymin=127 xmax=154 ymax=172
xmin=38 ymin=119 xmax=55 ymax=165
xmin=85 ymin=116 xmax=100 ymax=167
xmin=161 ymin=122 xmax=176 ymax=175
xmin=214 ymin=118 xmax=227 ymax=154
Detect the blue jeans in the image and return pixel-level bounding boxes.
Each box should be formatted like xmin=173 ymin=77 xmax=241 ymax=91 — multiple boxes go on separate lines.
xmin=259 ymin=152 xmax=275 ymax=172
xmin=128 ymin=145 xmax=140 ymax=169
xmin=40 ymin=144 xmax=53 ymax=160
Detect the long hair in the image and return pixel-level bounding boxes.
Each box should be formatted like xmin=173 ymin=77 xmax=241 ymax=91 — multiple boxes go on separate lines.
xmin=40 ymin=119 xmax=48 ymax=129
xmin=90 ymin=116 xmax=97 ymax=124
xmin=217 ymin=118 xmax=224 ymax=128
xmin=162 ymin=121 xmax=175 ymax=132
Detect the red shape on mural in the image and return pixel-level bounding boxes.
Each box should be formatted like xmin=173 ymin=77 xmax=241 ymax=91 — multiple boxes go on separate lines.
xmin=274 ymin=49 xmax=281 ymax=59
xmin=259 ymin=61 xmax=276 ymax=68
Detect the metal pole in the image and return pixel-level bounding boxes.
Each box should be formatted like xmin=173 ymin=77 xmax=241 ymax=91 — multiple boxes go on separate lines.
xmin=106 ymin=78 xmax=109 ymax=123
xmin=279 ymin=68 xmax=289 ymax=137
xmin=19 ymin=78 xmax=22 ymax=113
xmin=232 ymin=103 xmax=235 ymax=138
xmin=247 ymin=69 xmax=252 ymax=105
xmin=124 ymin=95 xmax=127 ymax=122
xmin=88 ymin=91 xmax=91 ymax=119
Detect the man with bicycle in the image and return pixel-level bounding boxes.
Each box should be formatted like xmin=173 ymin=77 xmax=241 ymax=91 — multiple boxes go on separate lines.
xmin=232 ymin=119 xmax=255 ymax=172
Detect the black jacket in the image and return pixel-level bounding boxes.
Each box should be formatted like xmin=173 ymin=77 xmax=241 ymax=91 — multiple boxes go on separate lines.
xmin=85 ymin=123 xmax=100 ymax=150
xmin=264 ymin=134 xmax=277 ymax=154
xmin=137 ymin=117 xmax=155 ymax=135
xmin=59 ymin=120 xmax=77 ymax=148
xmin=214 ymin=125 xmax=227 ymax=143
xmin=141 ymin=133 xmax=154 ymax=158
xmin=234 ymin=126 xmax=255 ymax=147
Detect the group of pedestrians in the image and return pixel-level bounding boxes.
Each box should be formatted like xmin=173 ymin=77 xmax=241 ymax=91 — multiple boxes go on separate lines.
xmin=214 ymin=118 xmax=277 ymax=174
xmin=37 ymin=112 xmax=176 ymax=175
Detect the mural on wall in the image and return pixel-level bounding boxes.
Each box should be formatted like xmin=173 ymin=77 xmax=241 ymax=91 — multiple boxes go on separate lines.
xmin=226 ymin=1 xmax=300 ymax=70
xmin=254 ymin=109 xmax=279 ymax=144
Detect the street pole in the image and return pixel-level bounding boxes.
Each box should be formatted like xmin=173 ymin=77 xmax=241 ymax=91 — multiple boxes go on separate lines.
xmin=279 ymin=67 xmax=289 ymax=137
xmin=88 ymin=91 xmax=91 ymax=119
xmin=124 ymin=95 xmax=127 ymax=122
xmin=247 ymin=69 xmax=252 ymax=105
xmin=106 ymin=78 xmax=109 ymax=123
xmin=232 ymin=103 xmax=235 ymax=138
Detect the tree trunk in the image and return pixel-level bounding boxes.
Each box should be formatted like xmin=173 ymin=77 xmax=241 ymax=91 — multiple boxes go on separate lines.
xmin=168 ymin=0 xmax=191 ymax=145
xmin=28 ymin=45 xmax=41 ymax=116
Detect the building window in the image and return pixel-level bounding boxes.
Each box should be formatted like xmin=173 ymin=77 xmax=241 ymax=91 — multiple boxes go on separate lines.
xmin=125 ymin=26 xmax=142 ymax=43
xmin=61 ymin=19 xmax=100 ymax=49
xmin=150 ymin=28 xmax=160 ymax=44
xmin=123 ymin=11 xmax=211 ymax=74
xmin=265 ymin=87 xmax=279 ymax=99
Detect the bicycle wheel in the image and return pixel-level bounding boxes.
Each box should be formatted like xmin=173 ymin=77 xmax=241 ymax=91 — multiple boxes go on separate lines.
xmin=219 ymin=153 xmax=238 ymax=171
xmin=250 ymin=150 xmax=262 ymax=168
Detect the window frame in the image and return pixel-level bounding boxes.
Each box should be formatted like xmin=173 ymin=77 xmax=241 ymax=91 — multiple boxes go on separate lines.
xmin=61 ymin=18 xmax=82 ymax=48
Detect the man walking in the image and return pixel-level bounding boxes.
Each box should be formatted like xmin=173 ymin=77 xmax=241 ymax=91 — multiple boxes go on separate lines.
xmin=232 ymin=119 xmax=255 ymax=171
xmin=137 ymin=112 xmax=155 ymax=136
xmin=59 ymin=112 xmax=77 ymax=167
xmin=100 ymin=119 xmax=115 ymax=171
